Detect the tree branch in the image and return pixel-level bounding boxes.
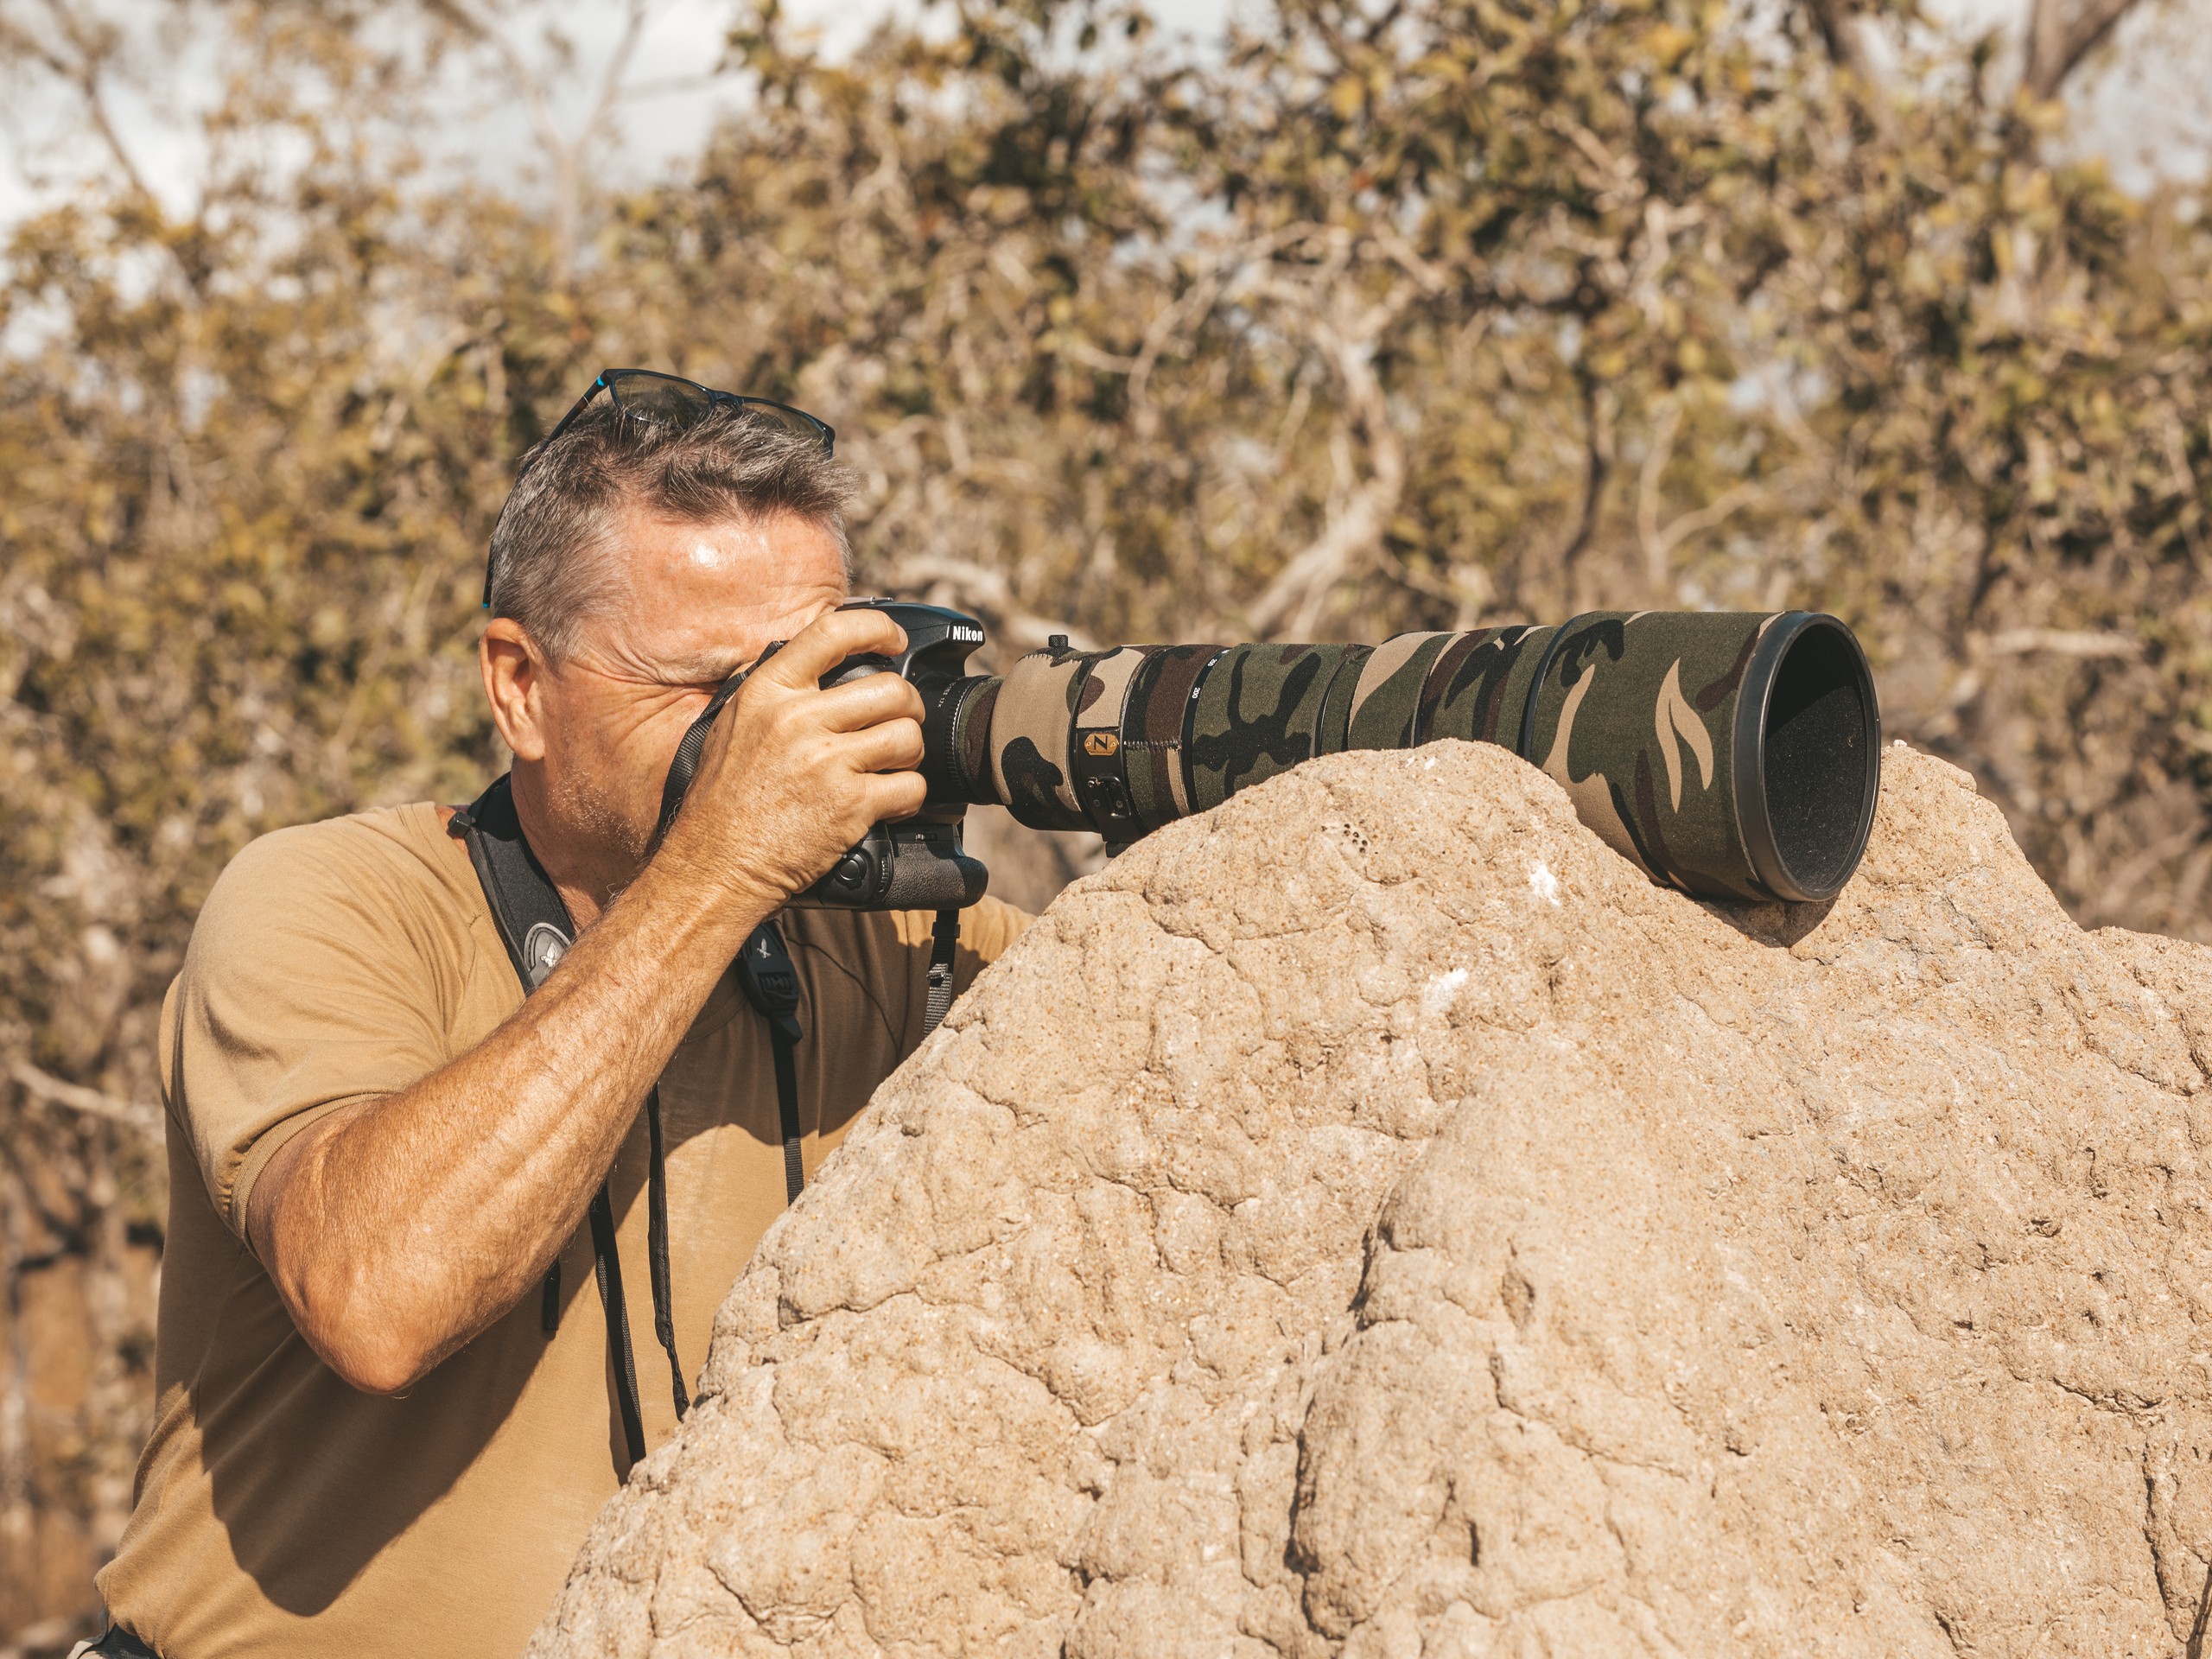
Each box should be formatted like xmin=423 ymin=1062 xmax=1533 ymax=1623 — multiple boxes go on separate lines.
xmin=1637 ymin=399 xmax=1682 ymax=591
xmin=1243 ymin=257 xmax=1418 ymax=640
xmin=8 ymin=1059 xmax=162 ymax=1142
xmin=1801 ymin=0 xmax=1884 ymax=87
xmin=432 ymin=0 xmax=664 ymax=284
xmin=14 ymin=0 xmax=156 ymax=206
xmin=1554 ymin=370 xmax=1611 ymax=586
xmin=2023 ymin=0 xmax=2145 ymax=101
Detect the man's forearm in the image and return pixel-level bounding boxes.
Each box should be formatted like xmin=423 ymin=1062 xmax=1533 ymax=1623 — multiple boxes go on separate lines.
xmin=250 ymin=855 xmax=774 ymax=1394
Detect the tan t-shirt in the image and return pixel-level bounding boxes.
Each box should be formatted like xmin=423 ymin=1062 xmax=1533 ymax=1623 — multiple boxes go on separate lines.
xmin=96 ymin=802 xmax=1027 ymax=1659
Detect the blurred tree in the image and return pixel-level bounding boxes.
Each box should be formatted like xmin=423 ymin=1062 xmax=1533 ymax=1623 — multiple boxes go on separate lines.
xmin=2023 ymin=0 xmax=2149 ymax=100
xmin=3 ymin=0 xmax=2209 ymax=1644
xmin=0 ymin=3 xmax=531 ymax=1639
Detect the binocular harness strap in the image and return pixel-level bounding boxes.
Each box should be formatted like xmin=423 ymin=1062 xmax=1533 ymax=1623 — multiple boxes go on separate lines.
xmin=735 ymin=924 xmax=806 ymax=1203
xmin=728 ymin=911 xmax=961 ymax=1219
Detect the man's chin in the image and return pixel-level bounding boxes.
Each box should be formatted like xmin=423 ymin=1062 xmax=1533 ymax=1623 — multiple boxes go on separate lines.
xmin=523 ymin=767 xmax=656 ymax=894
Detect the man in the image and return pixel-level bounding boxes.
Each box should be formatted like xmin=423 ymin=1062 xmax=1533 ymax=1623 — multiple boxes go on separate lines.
xmin=89 ymin=373 xmax=1028 ymax=1658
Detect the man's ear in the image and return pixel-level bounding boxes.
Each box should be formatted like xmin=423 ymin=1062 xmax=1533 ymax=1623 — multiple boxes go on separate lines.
xmin=480 ymin=619 xmax=552 ymax=762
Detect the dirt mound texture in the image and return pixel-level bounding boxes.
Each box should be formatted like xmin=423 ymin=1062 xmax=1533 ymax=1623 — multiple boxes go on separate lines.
xmin=527 ymin=743 xmax=2212 ymax=1659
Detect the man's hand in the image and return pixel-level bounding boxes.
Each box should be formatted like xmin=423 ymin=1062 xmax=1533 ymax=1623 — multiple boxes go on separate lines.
xmin=656 ymin=605 xmax=928 ymax=908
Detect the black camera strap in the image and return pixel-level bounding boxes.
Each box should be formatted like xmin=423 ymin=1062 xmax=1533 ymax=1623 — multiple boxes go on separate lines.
xmin=658 ymin=655 xmax=813 ymax=1206
xmin=451 ymin=774 xmax=658 ymax=1465
xmin=655 ymin=645 xmax=968 ymax=1065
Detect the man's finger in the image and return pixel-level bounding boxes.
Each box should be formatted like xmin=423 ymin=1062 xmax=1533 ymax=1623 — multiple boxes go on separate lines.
xmin=836 ymin=715 xmax=925 ymax=774
xmin=748 ymin=607 xmax=908 ymax=690
xmin=853 ymin=768 xmax=930 ymax=824
xmin=812 ymin=674 xmax=925 ymax=734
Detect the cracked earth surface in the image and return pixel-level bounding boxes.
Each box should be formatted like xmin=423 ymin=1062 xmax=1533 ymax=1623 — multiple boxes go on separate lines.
xmin=529 ymin=742 xmax=2212 ymax=1658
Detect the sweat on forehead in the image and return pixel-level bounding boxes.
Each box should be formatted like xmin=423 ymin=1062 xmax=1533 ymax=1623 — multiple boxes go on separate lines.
xmin=485 ymin=399 xmax=855 ymax=662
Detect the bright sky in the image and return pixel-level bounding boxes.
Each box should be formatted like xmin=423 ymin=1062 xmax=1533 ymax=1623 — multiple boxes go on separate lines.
xmin=0 ymin=0 xmax=2199 ymax=240
xmin=1942 ymin=0 xmax=2211 ymax=190
xmin=0 ymin=0 xmax=1236 ymax=235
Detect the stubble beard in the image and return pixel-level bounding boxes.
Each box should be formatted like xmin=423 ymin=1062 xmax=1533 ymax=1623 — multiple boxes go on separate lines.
xmin=545 ymin=760 xmax=656 ymax=911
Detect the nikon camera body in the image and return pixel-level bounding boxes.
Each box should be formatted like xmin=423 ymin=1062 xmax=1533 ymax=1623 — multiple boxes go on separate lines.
xmin=790 ymin=601 xmax=993 ymax=911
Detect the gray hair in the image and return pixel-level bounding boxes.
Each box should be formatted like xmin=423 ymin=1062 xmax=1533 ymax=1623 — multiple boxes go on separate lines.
xmin=486 ymin=397 xmax=855 ymax=660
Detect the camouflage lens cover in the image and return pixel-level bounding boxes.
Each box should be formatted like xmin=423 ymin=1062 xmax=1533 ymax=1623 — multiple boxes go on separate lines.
xmin=984 ymin=643 xmax=1233 ymax=835
xmin=1070 ymin=646 xmax=1153 ymax=839
xmin=1342 ymin=632 xmax=1459 ymax=750
xmin=988 ymin=644 xmax=1093 ymax=831
xmin=972 ymin=609 xmax=1875 ymax=903
xmin=1116 ymin=645 xmax=1224 ymax=834
xmin=1185 ymin=644 xmax=1366 ymax=812
xmin=1315 ymin=645 xmax=1374 ymax=753
xmin=1517 ymin=611 xmax=1769 ymax=899
xmin=1415 ymin=626 xmax=1546 ymax=747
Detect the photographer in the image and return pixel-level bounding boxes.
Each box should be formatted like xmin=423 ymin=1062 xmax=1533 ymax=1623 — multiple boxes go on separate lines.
xmin=85 ymin=375 xmax=1028 ymax=1659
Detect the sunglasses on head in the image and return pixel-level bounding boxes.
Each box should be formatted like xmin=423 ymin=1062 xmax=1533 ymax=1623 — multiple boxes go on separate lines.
xmin=481 ymin=368 xmax=836 ymax=608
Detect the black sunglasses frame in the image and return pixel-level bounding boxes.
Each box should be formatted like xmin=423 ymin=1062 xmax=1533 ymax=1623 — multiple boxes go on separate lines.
xmin=481 ymin=369 xmax=837 ymax=608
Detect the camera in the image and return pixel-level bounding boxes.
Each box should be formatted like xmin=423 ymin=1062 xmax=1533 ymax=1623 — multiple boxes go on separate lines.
xmin=718 ymin=596 xmax=1882 ymax=912
xmin=791 ymin=600 xmax=994 ymax=910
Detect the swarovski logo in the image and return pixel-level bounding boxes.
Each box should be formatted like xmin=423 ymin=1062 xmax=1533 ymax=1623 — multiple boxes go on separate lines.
xmin=523 ymin=922 xmax=569 ymax=988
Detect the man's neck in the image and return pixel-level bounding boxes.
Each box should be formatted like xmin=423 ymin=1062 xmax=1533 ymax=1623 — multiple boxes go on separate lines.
xmin=508 ymin=765 xmax=620 ymax=931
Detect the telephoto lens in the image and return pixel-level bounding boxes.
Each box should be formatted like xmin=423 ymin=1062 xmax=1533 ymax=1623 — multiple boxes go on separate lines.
xmin=921 ymin=612 xmax=1882 ymax=904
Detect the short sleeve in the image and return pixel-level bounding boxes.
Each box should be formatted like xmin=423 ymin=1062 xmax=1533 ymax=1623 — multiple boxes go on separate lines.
xmin=161 ymin=817 xmax=485 ymax=1242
